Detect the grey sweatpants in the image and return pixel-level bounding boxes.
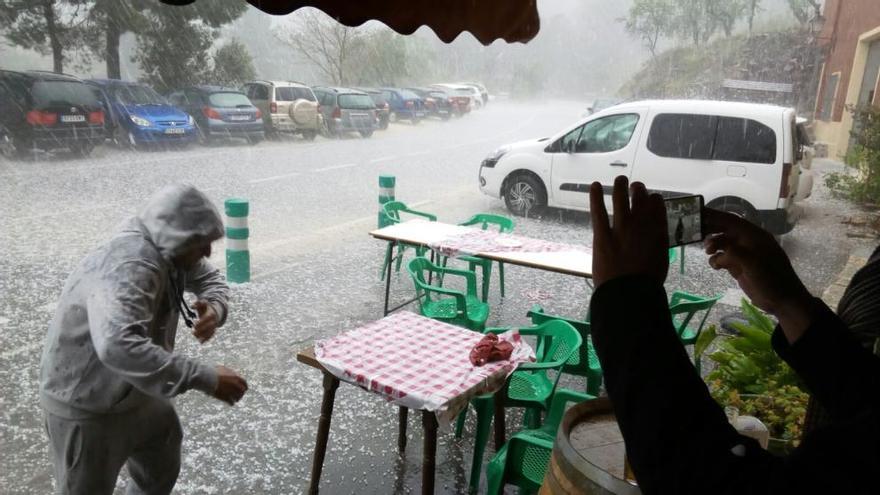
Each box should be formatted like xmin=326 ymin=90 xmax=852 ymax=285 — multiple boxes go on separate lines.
xmin=44 ymin=398 xmax=182 ymax=495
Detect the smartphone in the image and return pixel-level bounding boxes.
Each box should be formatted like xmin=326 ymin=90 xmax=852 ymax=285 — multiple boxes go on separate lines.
xmin=664 ymin=195 xmax=704 ymax=248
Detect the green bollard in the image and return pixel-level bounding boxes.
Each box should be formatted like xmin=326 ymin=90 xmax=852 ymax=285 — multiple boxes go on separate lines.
xmin=378 ymin=175 xmax=396 ymax=228
xmin=225 ymin=198 xmax=250 ymax=283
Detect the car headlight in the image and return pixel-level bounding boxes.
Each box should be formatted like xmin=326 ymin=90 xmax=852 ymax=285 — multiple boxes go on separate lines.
xmin=187 ymin=114 xmax=194 ymax=125
xmin=130 ymin=115 xmax=151 ymax=127
xmin=481 ymin=147 xmax=509 ymax=168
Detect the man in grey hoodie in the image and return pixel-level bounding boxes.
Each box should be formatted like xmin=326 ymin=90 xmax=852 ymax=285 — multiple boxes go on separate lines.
xmin=39 ymin=183 xmax=248 ymax=494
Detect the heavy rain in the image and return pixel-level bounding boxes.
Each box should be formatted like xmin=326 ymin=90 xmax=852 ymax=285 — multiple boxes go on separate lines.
xmin=2 ymin=0 xmax=879 ymax=494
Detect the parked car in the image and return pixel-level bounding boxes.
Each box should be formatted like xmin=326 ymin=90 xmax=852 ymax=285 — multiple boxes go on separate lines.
xmin=437 ymin=83 xmax=482 ymax=109
xmin=0 ymin=70 xmax=105 ymax=157
xmin=168 ymin=86 xmax=263 ymax=145
xmin=0 ymin=124 xmax=12 ymax=159
xmin=431 ymin=84 xmax=476 ymax=115
xmin=406 ymin=87 xmax=453 ymax=120
xmin=380 ymin=88 xmax=426 ymax=124
xmin=86 ymin=79 xmax=196 ymax=149
xmin=312 ymin=87 xmax=378 ymax=137
xmin=242 ymin=80 xmax=321 ymax=140
xmin=478 ymin=100 xmax=805 ymax=234
xmin=458 ymin=82 xmax=489 ymax=105
xmin=354 ymin=88 xmax=390 ymax=130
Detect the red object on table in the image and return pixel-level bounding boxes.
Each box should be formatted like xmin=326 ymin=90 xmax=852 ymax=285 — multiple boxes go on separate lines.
xmin=469 ymin=333 xmax=514 ymax=366
xmin=315 ymin=311 xmax=534 ymax=423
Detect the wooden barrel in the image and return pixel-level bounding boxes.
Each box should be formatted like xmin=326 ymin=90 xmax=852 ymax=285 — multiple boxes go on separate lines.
xmin=539 ymin=398 xmax=641 ymax=495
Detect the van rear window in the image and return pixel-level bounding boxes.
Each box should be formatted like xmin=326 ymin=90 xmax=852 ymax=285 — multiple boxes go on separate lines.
xmin=338 ymin=94 xmax=375 ymax=110
xmin=32 ymin=81 xmax=99 ymax=108
xmin=647 ymin=113 xmax=776 ymax=164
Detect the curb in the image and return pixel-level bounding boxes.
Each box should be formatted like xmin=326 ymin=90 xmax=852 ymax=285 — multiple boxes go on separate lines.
xmin=821 ymin=254 xmax=868 ymax=309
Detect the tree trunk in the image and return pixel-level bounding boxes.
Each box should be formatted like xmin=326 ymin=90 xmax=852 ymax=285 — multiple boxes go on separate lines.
xmin=41 ymin=0 xmax=63 ymax=73
xmin=106 ymin=19 xmax=121 ymax=79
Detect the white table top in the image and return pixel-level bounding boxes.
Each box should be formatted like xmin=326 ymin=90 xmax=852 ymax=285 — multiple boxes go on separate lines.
xmin=370 ymin=219 xmax=593 ymax=278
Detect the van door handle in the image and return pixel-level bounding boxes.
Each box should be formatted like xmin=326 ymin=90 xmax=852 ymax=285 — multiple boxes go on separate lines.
xmin=609 ymin=161 xmax=628 ymax=167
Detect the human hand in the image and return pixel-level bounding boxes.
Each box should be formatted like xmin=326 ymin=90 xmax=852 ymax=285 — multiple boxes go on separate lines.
xmin=703 ymin=208 xmax=813 ymax=341
xmin=213 ymin=365 xmax=248 ymax=406
xmin=192 ymin=300 xmax=218 ymax=344
xmin=589 ymin=176 xmax=669 ymax=288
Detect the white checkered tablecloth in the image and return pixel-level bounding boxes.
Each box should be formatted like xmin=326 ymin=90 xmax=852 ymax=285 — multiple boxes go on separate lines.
xmin=315 ymin=311 xmax=535 ymax=424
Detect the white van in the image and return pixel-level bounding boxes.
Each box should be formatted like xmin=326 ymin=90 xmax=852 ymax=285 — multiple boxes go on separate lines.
xmin=478 ymin=100 xmax=805 ymax=234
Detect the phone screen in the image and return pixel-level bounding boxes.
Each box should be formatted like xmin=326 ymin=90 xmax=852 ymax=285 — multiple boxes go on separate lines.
xmin=665 ymin=195 xmax=704 ymax=247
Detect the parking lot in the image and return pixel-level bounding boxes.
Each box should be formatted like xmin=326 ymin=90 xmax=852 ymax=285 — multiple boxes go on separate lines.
xmin=0 ymin=99 xmax=864 ymax=493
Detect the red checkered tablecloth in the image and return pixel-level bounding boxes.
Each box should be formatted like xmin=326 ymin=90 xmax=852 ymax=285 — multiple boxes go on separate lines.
xmin=314 ymin=311 xmax=535 ymax=424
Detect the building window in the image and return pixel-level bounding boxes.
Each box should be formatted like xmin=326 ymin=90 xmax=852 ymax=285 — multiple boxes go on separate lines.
xmin=818 ymin=72 xmax=840 ymax=121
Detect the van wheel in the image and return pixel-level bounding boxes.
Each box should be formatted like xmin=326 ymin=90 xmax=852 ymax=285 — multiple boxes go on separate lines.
xmin=504 ymin=174 xmax=546 ymax=217
xmin=359 ymin=130 xmax=373 ymax=138
xmin=707 ymin=198 xmax=758 ymax=225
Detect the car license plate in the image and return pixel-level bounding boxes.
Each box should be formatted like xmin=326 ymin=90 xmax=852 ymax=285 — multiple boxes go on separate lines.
xmin=415 ymin=112 xmax=425 ymax=118
xmin=164 ymin=128 xmax=185 ymax=134
xmin=60 ymin=115 xmax=85 ymax=123
xmin=229 ymin=115 xmax=250 ymax=121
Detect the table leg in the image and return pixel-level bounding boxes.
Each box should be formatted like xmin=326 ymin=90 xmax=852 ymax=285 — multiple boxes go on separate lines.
xmin=428 ymin=249 xmax=435 ymax=285
xmin=398 ymin=406 xmax=408 ymax=452
xmin=421 ymin=411 xmax=438 ymax=495
xmin=308 ymin=372 xmax=339 ymax=495
xmin=384 ymin=241 xmax=397 ymax=316
xmin=493 ymin=393 xmax=506 ymax=449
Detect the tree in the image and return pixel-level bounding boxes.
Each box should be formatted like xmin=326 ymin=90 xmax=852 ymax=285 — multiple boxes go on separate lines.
xmin=675 ymin=0 xmax=717 ymax=46
xmin=621 ymin=0 xmax=676 ymax=58
xmin=786 ymin=0 xmax=822 ymax=26
xmin=211 ymin=39 xmax=256 ymax=87
xmin=706 ymin=0 xmax=747 ymax=37
xmin=746 ymin=0 xmax=762 ymax=36
xmin=84 ymin=0 xmax=149 ymax=79
xmin=274 ymin=9 xmax=365 ymax=85
xmin=135 ymin=0 xmax=246 ymax=92
xmin=0 ymin=0 xmax=89 ymax=73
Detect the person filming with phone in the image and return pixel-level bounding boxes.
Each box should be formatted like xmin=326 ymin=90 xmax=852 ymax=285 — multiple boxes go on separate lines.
xmin=588 ymin=176 xmax=880 ymax=494
xmin=39 ymin=184 xmax=248 ymax=495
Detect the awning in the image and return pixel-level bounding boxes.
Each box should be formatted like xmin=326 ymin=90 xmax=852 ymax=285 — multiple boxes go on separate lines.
xmin=159 ymin=0 xmax=540 ymax=45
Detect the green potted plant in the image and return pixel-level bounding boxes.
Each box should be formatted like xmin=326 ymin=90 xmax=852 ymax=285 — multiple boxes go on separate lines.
xmin=703 ymin=299 xmax=809 ymax=453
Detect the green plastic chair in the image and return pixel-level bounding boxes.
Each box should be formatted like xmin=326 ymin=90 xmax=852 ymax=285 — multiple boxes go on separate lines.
xmin=442 ymin=214 xmax=515 ymax=302
xmin=485 ymin=388 xmax=594 ymax=495
xmin=456 ymin=320 xmax=582 ymax=492
xmin=379 ymin=201 xmax=437 ymax=280
xmin=527 ymin=305 xmax=603 ymax=396
xmin=406 ymin=257 xmax=490 ymax=331
xmin=669 ymin=291 xmax=721 ymax=373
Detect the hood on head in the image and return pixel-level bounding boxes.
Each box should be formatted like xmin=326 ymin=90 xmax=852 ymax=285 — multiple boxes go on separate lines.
xmin=139 ymin=184 xmax=224 ymax=259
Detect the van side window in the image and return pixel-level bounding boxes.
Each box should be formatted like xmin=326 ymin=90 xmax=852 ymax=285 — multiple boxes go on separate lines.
xmin=576 ymin=114 xmax=639 ymax=153
xmin=713 ymin=117 xmax=776 ymax=164
xmin=647 ymin=113 xmax=715 ymax=160
xmin=648 ymin=113 xmax=777 ymax=164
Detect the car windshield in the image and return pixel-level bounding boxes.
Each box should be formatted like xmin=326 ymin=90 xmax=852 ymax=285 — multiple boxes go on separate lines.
xmin=338 ymin=94 xmax=375 ymax=109
xmin=398 ymin=90 xmax=420 ymax=100
xmin=113 ymin=85 xmax=166 ymax=105
xmin=32 ymin=81 xmax=98 ymax=108
xmin=208 ymin=92 xmax=251 ymax=107
xmin=275 ymin=86 xmax=316 ymax=102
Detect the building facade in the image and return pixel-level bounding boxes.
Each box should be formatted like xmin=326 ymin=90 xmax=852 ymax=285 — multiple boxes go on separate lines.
xmin=813 ymin=0 xmax=880 ymax=159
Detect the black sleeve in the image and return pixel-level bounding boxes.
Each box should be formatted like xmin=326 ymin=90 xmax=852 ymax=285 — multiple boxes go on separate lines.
xmin=771 ymin=299 xmax=880 ymax=421
xmin=590 ymin=275 xmax=779 ymax=494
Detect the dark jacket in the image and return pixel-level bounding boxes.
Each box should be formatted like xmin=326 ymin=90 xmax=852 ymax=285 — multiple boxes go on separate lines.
xmin=589 ymin=275 xmax=880 ymax=495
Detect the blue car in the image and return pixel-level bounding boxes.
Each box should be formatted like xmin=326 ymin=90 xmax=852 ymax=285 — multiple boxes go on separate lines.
xmin=380 ymin=88 xmax=426 ymax=124
xmin=86 ymin=79 xmax=197 ymax=148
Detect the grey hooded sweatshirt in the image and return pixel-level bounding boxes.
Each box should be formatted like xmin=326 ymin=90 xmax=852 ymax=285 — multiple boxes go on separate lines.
xmin=40 ymin=184 xmax=229 ymax=419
